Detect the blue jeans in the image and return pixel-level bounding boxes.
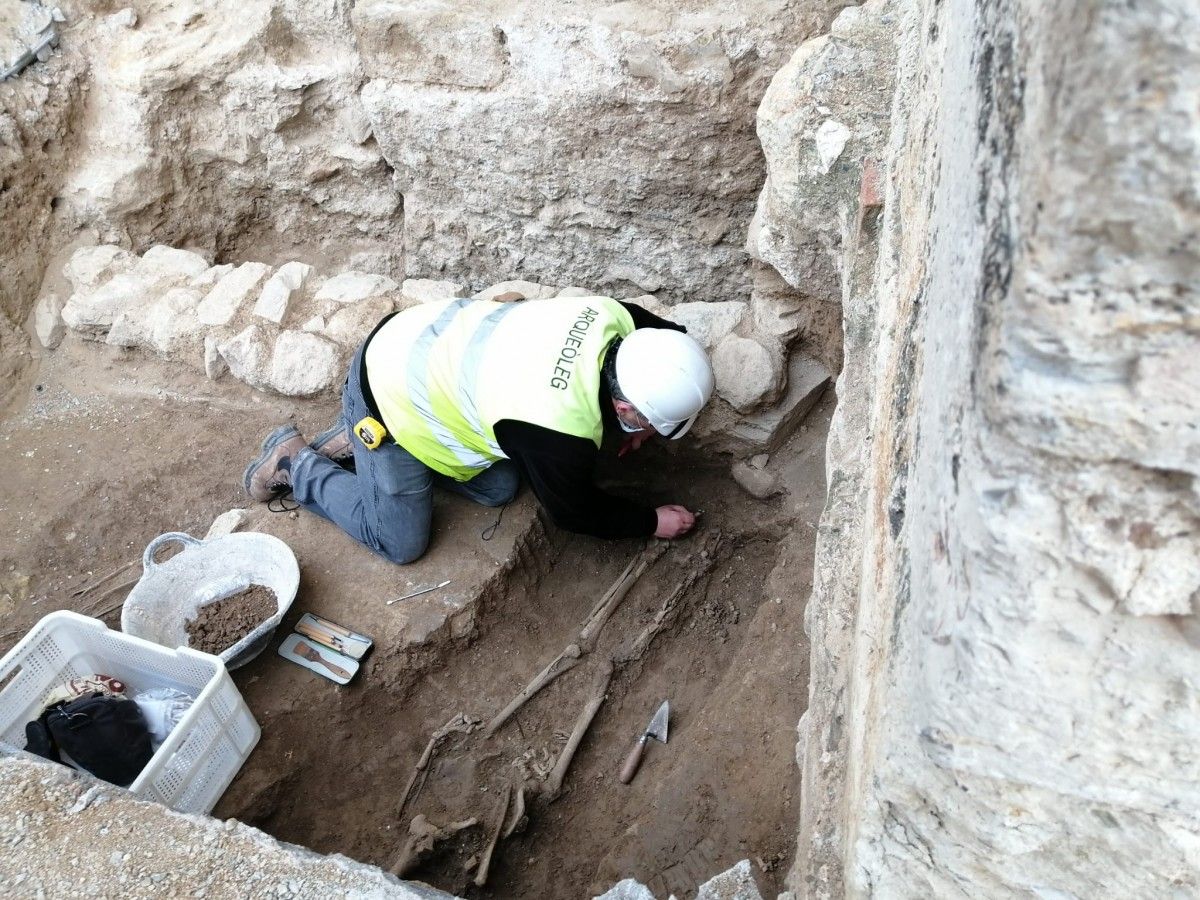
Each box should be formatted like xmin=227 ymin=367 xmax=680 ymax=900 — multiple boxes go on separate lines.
xmin=290 ymin=342 xmax=519 ymax=565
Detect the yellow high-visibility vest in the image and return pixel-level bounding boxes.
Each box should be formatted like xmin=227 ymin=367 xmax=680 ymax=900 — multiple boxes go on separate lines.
xmin=365 ymin=296 xmax=635 ymax=481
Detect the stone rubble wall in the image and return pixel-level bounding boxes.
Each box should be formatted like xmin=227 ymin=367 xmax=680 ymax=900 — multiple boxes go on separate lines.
xmin=31 ymin=0 xmax=855 ymax=307
xmin=4 ymin=0 xmax=848 ymax=447
xmin=793 ymin=0 xmax=1200 ymax=896
xmin=49 ymin=243 xmax=830 ymax=453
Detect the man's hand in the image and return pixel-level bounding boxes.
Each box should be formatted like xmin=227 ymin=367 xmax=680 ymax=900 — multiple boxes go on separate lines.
xmin=654 ymin=504 xmax=696 ymax=539
xmin=618 ymin=432 xmax=650 ymax=458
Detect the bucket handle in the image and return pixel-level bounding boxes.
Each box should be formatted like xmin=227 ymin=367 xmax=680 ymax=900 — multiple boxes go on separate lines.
xmin=142 ymin=532 xmax=202 ymax=571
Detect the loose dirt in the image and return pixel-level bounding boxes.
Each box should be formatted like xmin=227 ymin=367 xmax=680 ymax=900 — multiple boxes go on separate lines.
xmin=185 ymin=584 xmax=276 ymax=656
xmin=1 ymin=332 xmax=833 ymax=898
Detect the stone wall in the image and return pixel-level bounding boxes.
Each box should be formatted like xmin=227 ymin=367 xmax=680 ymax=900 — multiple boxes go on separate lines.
xmin=48 ymin=244 xmax=830 ymax=453
xmin=4 ymin=0 xmax=845 ymax=441
xmin=794 ymin=0 xmax=1200 ymax=896
xmin=355 ymin=0 xmax=846 ymax=304
xmin=20 ymin=0 xmax=849 ymax=310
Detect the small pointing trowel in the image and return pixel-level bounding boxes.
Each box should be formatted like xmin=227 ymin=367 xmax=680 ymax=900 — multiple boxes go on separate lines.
xmin=619 ymin=700 xmax=669 ymax=784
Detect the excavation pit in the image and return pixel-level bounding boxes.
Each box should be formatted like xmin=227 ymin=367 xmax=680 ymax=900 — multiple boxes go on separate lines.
xmin=0 ymin=329 xmax=831 ymax=897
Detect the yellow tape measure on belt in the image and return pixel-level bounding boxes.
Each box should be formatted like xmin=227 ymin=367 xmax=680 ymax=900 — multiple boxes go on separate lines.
xmin=354 ymin=416 xmax=388 ymax=450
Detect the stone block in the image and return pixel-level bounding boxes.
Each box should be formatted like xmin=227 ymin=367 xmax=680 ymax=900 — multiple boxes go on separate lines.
xmin=198 ymin=263 xmax=271 ymax=327
xmin=555 ymin=286 xmax=596 ymax=298
xmin=62 ymin=273 xmax=147 ymax=335
xmin=203 ymin=334 xmax=227 ymax=380
xmin=695 ymin=860 xmax=763 ymax=900
xmin=204 ymin=509 xmax=249 ymax=539
xmin=473 ymin=280 xmax=558 ymax=302
xmin=325 ymin=296 xmax=395 ymax=347
xmin=713 ymin=334 xmax=779 ymax=412
xmin=254 ymin=262 xmax=313 ymax=324
xmin=731 ymin=352 xmax=830 ymax=450
xmin=313 ymin=271 xmax=399 ymax=304
xmin=35 ymin=292 xmax=65 ymax=349
xmin=667 ymin=301 xmax=747 ymax=351
xmin=136 ymin=245 xmax=211 ymax=281
xmin=268 ymin=331 xmax=341 ymax=396
xmin=145 ymin=288 xmax=206 ymax=355
xmin=593 ymin=880 xmax=657 ymax=900
xmin=190 ymin=263 xmax=235 ymax=288
xmin=63 ymin=245 xmax=135 ymax=292
xmin=105 ymin=295 xmax=156 ymax=348
xmin=218 ymin=325 xmax=271 ymax=388
xmin=400 ymin=278 xmax=464 ymax=307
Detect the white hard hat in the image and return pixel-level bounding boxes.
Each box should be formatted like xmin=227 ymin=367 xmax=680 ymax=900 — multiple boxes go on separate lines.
xmin=615 ymin=329 xmax=714 ymax=439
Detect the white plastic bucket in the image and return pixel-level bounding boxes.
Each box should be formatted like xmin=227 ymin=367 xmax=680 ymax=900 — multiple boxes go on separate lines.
xmin=121 ymin=531 xmax=299 ymax=669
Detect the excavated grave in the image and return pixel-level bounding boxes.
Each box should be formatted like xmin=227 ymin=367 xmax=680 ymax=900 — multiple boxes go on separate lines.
xmin=0 ymin=319 xmax=831 ymax=897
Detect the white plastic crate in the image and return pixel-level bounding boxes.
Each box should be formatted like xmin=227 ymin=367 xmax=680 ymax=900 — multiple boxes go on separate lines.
xmin=0 ymin=611 xmax=259 ymax=814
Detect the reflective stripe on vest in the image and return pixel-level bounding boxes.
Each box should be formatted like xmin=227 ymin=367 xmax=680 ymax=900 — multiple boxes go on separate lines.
xmin=366 ymin=297 xmax=634 ymax=481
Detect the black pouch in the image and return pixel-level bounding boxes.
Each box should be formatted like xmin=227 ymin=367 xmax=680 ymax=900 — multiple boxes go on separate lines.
xmin=37 ymin=692 xmax=154 ymax=787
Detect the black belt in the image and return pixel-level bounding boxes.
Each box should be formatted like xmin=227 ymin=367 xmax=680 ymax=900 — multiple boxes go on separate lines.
xmin=357 ymin=310 xmax=399 ymax=421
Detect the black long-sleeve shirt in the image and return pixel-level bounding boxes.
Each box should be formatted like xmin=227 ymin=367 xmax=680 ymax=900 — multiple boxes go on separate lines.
xmin=492 ymin=301 xmax=686 ymax=539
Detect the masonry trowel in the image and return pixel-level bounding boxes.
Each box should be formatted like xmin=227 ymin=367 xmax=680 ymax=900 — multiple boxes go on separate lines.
xmin=619 ymin=700 xmax=669 ymax=784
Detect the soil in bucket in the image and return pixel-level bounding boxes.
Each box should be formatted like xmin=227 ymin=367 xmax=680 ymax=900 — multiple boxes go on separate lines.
xmin=186 ymin=584 xmax=277 ymax=655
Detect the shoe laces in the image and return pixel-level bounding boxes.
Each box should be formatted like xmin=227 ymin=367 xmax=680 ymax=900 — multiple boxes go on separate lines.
xmin=267 ymin=488 xmax=298 ymax=513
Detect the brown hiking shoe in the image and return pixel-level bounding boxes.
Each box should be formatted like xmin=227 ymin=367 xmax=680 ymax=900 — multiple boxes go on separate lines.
xmin=310 ymin=421 xmax=353 ymax=463
xmin=244 ymin=425 xmax=307 ymax=502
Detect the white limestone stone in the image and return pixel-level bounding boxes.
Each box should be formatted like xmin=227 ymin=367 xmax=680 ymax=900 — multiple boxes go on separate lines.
xmin=300 ymin=315 xmax=326 ymax=334
xmin=400 ymin=278 xmax=464 ymax=306
xmin=268 ymin=331 xmax=341 ymax=396
xmin=695 ymin=860 xmax=763 ymax=900
xmin=666 ymin=301 xmax=747 ymax=351
xmin=62 ymin=273 xmax=147 ymax=334
xmin=204 ymin=509 xmax=249 ymax=539
xmin=324 ymin=296 xmax=394 ymax=347
xmin=145 ymin=288 xmax=206 ymax=355
xmin=253 ymin=262 xmax=313 ymax=324
xmin=190 ymin=263 xmax=234 ymax=288
xmin=63 ymin=245 xmax=135 ymax=292
xmin=749 ymin=8 xmax=896 ymax=298
xmin=198 ymin=263 xmax=271 ymax=327
xmin=713 ymin=334 xmax=777 ymax=412
xmin=203 ymin=334 xmax=227 ymax=381
xmin=218 ymin=325 xmax=271 ymax=389
xmin=592 ymin=879 xmax=656 ymax=900
xmin=107 ymin=7 xmax=137 ymax=28
xmin=105 ymin=295 xmax=156 ymax=348
xmin=135 ymin=245 xmax=211 ymax=281
xmin=313 ymin=271 xmax=399 ymax=304
xmin=814 ymin=119 xmax=851 ymax=174
xmin=35 ymin=292 xmax=65 ymax=349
